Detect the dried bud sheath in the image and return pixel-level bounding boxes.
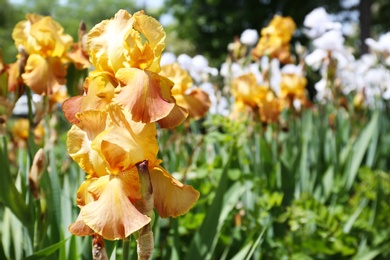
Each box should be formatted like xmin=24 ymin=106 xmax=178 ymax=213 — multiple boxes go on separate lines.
xmin=135 ymin=160 xmax=154 ymax=260
xmin=92 ymin=233 xmax=108 ymax=260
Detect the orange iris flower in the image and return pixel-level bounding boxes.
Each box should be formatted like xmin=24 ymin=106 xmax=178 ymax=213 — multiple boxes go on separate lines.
xmin=63 ymin=10 xmax=187 ymax=128
xmin=12 ymin=14 xmax=73 ymax=95
xmin=67 ymin=103 xmax=199 ymax=240
xmin=160 ymin=63 xmax=211 ymax=119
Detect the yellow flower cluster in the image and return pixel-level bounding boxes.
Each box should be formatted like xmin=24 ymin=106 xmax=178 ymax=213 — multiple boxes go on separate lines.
xmin=230 ymin=71 xmax=309 ymax=124
xmin=230 ymin=15 xmax=309 ymax=124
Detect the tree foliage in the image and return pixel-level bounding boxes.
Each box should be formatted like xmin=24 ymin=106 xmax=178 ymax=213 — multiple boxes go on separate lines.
xmin=162 ymin=0 xmax=345 ymax=66
xmin=162 ymin=0 xmax=390 ymax=66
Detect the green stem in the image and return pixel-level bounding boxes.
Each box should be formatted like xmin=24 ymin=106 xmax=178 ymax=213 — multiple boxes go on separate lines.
xmin=25 ymin=87 xmax=38 ymax=164
xmin=122 ymin=236 xmax=131 ymax=260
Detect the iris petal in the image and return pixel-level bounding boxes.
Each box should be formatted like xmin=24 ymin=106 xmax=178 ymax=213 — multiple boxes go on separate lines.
xmin=150 ymin=166 xmax=199 ymax=218
xmin=22 ymin=54 xmax=66 ymax=95
xmin=81 ymin=175 xmax=149 ymax=240
xmin=87 ymin=9 xmax=134 ymax=73
xmin=115 ymin=68 xmax=177 ymax=124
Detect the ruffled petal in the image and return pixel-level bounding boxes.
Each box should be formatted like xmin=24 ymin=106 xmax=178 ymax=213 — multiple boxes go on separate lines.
xmin=12 ymin=14 xmax=73 ymax=58
xmin=30 ymin=16 xmax=73 ymax=57
xmin=67 ymin=110 xmax=109 ymax=177
xmin=62 ymin=71 xmax=117 ymax=124
xmin=80 ymin=71 xmax=117 ymax=110
xmin=87 ymin=9 xmax=134 ymax=73
xmin=81 ymin=175 xmax=149 ymax=240
xmin=124 ymin=11 xmax=165 ymax=72
xmin=150 ymin=166 xmax=199 ymax=218
xmin=114 ymin=68 xmax=176 ymax=123
xmin=22 ymin=54 xmax=66 ymax=95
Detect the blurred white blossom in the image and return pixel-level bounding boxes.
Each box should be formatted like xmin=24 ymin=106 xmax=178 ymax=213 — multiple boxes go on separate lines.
xmin=160 ymin=52 xmax=177 ymax=66
xmin=303 ymin=7 xmax=342 ymax=39
xmin=200 ymin=82 xmax=230 ymax=116
xmin=240 ymin=29 xmax=259 ymax=46
xmin=365 ymin=32 xmax=390 ymax=54
xmin=177 ymin=54 xmax=218 ymax=82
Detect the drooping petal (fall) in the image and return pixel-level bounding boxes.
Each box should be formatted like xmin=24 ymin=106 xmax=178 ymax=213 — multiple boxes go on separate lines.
xmin=68 ymin=179 xmax=96 ymax=236
xmin=67 ymin=109 xmax=110 ymax=177
xmin=62 ymin=95 xmax=83 ymax=124
xmin=174 ymin=88 xmax=211 ymax=119
xmin=280 ymin=73 xmax=307 ymax=101
xmin=22 ymin=54 xmax=66 ymax=95
xmin=81 ymin=175 xmax=149 ymax=240
xmin=157 ymin=103 xmax=188 ymax=129
xmin=115 ymin=67 xmax=183 ymax=124
xmin=149 ymin=165 xmax=199 ymax=218
xmin=87 ymin=9 xmax=134 ymax=74
xmin=68 ymin=212 xmax=93 ymax=237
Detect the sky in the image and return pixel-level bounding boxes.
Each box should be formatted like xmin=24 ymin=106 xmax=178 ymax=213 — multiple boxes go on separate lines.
xmin=9 ymin=0 xmax=164 ymax=8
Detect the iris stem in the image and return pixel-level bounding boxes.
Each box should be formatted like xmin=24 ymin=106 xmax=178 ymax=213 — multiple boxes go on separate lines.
xmin=25 ymin=87 xmax=38 ymax=164
xmin=122 ymin=236 xmax=131 ymax=260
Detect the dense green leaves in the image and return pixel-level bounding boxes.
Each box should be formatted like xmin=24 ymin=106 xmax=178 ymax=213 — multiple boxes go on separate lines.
xmin=0 ymin=136 xmax=31 ymax=227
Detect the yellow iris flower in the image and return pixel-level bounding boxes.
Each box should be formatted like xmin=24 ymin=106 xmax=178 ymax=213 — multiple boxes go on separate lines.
xmin=160 ymin=63 xmax=211 ymax=119
xmin=251 ymin=15 xmax=296 ymax=63
xmin=279 ymin=73 xmax=309 ymax=107
xmin=12 ymin=14 xmax=73 ymax=95
xmin=230 ymin=73 xmax=285 ymax=123
xmin=63 ymin=10 xmax=187 ymax=128
xmin=67 ymin=103 xmax=199 ymax=240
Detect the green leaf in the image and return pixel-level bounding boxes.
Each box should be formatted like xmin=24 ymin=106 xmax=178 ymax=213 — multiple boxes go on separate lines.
xmin=23 ymin=237 xmax=70 ymax=260
xmin=344 ymin=112 xmax=379 ymax=190
xmin=343 ymin=199 xmax=368 ymax=234
xmin=0 ymin=136 xmax=31 ymax=226
xmin=244 ymin=228 xmax=265 ymax=260
xmin=185 ymin=148 xmax=247 ymax=260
